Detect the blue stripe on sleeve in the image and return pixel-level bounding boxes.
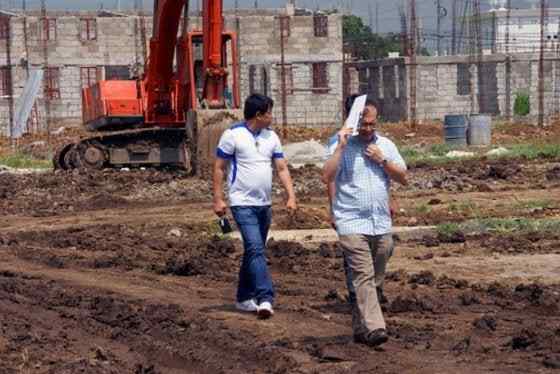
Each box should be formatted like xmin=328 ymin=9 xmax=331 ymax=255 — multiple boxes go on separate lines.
xmin=216 ymin=148 xmax=234 ymax=160
xmin=231 ymin=154 xmax=238 ymax=185
xmin=272 ymin=152 xmax=284 ymax=159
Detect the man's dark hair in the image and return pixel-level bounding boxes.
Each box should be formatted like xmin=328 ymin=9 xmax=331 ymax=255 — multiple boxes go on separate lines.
xmin=344 ymin=94 xmax=377 ymax=118
xmin=244 ymin=94 xmax=274 ymax=120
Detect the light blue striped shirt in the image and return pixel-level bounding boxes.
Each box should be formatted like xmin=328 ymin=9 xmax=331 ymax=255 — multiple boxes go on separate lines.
xmin=327 ymin=134 xmax=406 ymax=236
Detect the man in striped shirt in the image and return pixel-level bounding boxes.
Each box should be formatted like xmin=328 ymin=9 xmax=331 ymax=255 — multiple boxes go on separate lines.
xmin=323 ymin=101 xmax=407 ymax=347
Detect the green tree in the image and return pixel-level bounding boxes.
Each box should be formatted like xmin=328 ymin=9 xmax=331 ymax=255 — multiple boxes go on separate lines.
xmin=343 ymin=15 xmax=429 ymax=60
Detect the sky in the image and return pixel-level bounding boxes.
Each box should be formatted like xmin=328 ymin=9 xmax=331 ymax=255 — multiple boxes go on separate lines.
xmin=4 ymin=0 xmax=560 ymax=40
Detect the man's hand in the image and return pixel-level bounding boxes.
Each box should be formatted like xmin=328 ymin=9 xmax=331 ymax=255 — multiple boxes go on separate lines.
xmin=389 ymin=198 xmax=399 ymax=218
xmin=213 ymin=198 xmax=227 ymax=217
xmin=337 ymin=127 xmax=353 ymax=149
xmin=365 ymin=144 xmax=385 ymax=164
xmin=286 ymin=196 xmax=297 ymax=212
xmin=329 ymin=214 xmax=336 ymax=230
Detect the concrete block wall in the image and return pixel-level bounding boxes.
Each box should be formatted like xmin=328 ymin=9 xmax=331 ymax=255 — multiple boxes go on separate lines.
xmin=349 ymin=53 xmax=560 ymax=122
xmin=0 ymin=9 xmax=343 ymax=135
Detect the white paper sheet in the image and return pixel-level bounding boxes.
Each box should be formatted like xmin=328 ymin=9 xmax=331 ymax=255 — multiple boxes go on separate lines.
xmin=344 ymin=94 xmax=367 ymax=136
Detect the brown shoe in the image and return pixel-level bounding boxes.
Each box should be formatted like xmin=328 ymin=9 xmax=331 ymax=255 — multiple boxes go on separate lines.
xmin=354 ymin=329 xmax=389 ymax=347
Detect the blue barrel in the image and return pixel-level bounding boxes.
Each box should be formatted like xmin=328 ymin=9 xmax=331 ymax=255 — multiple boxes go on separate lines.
xmin=468 ymin=115 xmax=492 ymax=146
xmin=444 ymin=115 xmax=468 ymax=147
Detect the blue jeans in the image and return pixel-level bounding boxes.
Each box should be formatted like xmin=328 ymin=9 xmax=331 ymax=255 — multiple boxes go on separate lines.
xmin=231 ymin=206 xmax=274 ymax=305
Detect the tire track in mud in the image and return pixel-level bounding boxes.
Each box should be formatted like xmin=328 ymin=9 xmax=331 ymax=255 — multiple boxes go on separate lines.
xmin=0 ymin=203 xmax=215 ymax=234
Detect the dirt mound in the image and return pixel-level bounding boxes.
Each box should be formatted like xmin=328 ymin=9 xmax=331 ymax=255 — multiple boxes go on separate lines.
xmin=273 ymin=206 xmax=329 ymax=230
xmin=509 ymin=325 xmax=560 ymax=352
xmin=160 ymin=237 xmax=237 ymax=277
xmin=546 ymin=166 xmax=560 ymax=181
xmin=459 ymin=291 xmax=481 ymax=306
xmin=482 ymin=232 xmax=560 ymax=255
xmin=0 ymin=271 xmax=299 ymax=373
xmin=486 ymin=163 xmax=522 ymax=180
xmin=388 ymin=293 xmax=438 ymax=313
xmin=267 ymin=239 xmax=312 ymax=273
xmin=388 ymin=321 xmax=435 ymax=346
xmin=0 ymin=169 xmax=202 ymax=216
xmin=473 ymin=315 xmax=497 ymax=332
xmin=277 ymin=164 xmax=325 ymax=198
xmin=408 ymin=271 xmax=435 ymax=286
xmin=5 ymin=224 xmax=239 ymax=279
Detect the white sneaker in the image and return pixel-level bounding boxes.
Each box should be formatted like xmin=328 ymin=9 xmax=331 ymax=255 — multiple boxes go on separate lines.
xmin=235 ymin=299 xmax=258 ymax=313
xmin=257 ymin=301 xmax=274 ymax=319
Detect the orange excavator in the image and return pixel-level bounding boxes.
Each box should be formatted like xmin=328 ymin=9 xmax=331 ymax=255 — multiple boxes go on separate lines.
xmin=54 ymin=0 xmax=242 ymax=173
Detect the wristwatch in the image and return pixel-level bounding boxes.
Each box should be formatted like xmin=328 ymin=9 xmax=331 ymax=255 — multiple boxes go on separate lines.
xmin=381 ymin=159 xmax=389 ymax=167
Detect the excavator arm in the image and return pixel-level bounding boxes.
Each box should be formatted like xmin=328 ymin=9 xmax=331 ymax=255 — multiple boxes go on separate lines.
xmin=82 ymin=0 xmax=236 ymax=130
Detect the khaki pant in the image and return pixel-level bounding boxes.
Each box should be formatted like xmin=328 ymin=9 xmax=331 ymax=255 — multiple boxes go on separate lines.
xmin=339 ymin=234 xmax=394 ymax=335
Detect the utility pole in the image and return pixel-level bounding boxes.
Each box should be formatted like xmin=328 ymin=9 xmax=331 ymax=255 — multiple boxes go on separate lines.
xmin=376 ymin=1 xmax=379 ymax=33
xmin=399 ymin=4 xmax=408 ymax=56
xmin=458 ymin=0 xmax=470 ymax=54
xmin=436 ymin=0 xmax=441 ymax=55
xmin=451 ymin=0 xmax=457 ymax=54
xmin=505 ymin=0 xmax=512 ymax=122
xmin=368 ymin=1 xmax=373 ymax=31
xmin=409 ymin=0 xmax=417 ymax=129
xmin=22 ymin=0 xmax=30 ymax=78
xmin=279 ymin=16 xmax=288 ymax=140
xmin=538 ymin=0 xmax=546 ymax=127
xmin=41 ymin=0 xmax=50 ymax=137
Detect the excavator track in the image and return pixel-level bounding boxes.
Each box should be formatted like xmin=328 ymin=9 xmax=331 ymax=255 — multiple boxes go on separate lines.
xmin=53 ymin=127 xmax=193 ymax=173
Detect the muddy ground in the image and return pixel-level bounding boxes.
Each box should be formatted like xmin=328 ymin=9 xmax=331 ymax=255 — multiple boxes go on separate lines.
xmin=2 ymin=122 xmax=560 ymax=373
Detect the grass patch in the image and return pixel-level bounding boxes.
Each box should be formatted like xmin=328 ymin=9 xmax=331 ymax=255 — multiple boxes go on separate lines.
xmin=415 ymin=203 xmax=432 ymax=215
xmin=429 ymin=143 xmax=452 ymax=157
xmin=436 ymin=222 xmax=461 ymax=238
xmin=513 ymin=199 xmax=554 ymax=210
xmin=448 ymin=201 xmax=478 ymax=215
xmin=0 ymin=153 xmax=52 ymax=170
xmin=401 ymin=142 xmax=560 ymax=167
xmin=503 ymin=143 xmax=560 ymax=160
xmin=451 ymin=218 xmax=560 ymax=236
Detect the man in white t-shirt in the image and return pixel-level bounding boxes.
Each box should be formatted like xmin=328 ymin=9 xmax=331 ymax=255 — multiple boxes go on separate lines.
xmin=213 ymin=94 xmax=297 ymax=319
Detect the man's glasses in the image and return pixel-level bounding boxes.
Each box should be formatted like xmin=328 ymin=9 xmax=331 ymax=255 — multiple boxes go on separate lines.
xmin=359 ymin=120 xmax=377 ymax=130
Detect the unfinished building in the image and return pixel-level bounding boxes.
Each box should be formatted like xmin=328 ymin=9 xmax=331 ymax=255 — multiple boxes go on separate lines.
xmin=0 ymin=6 xmax=343 ymax=137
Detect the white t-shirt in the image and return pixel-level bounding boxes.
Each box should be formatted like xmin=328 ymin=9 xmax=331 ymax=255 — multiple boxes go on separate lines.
xmin=216 ymin=122 xmax=284 ymax=206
